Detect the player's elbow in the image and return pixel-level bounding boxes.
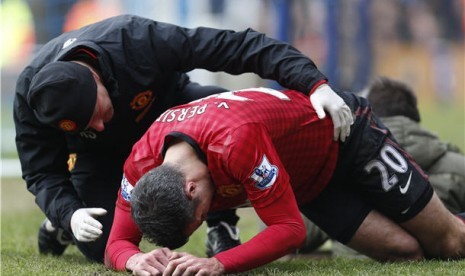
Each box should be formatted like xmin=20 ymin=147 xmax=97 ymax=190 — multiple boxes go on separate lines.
xmin=288 ymin=220 xmax=307 ymax=249
xmin=104 ymin=243 xmax=124 ymax=271
xmin=104 ymin=247 xmax=116 ymax=270
xmin=104 ymin=251 xmax=114 ymax=270
xmin=295 ymin=223 xmax=307 ymax=248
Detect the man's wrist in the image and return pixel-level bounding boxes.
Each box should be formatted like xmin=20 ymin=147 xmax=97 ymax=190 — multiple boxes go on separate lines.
xmin=308 ymin=80 xmax=328 ymax=95
xmin=107 ymin=248 xmax=143 ymax=271
xmin=212 ymin=257 xmax=226 ymax=274
xmin=126 ymin=252 xmax=144 ymax=271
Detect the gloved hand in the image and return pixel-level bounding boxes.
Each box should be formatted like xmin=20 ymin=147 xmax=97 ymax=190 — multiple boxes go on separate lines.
xmin=310 ymin=84 xmax=354 ymax=142
xmin=70 ymin=208 xmax=107 ymax=242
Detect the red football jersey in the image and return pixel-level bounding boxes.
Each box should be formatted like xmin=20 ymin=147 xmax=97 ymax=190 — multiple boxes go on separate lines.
xmin=123 ymin=88 xmax=337 ymax=207
xmin=107 ymin=88 xmax=338 ymax=272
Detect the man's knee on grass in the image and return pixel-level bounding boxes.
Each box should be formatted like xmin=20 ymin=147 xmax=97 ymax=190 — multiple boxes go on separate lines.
xmin=401 ymin=193 xmax=465 ymax=259
xmin=350 ymin=232 xmax=424 ymax=262
xmin=425 ymin=216 xmax=465 ymax=259
xmin=347 ymin=210 xmax=424 ymax=262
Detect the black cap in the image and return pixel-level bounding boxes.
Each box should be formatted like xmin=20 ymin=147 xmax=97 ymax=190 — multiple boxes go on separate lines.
xmin=27 ymin=61 xmax=97 ymax=132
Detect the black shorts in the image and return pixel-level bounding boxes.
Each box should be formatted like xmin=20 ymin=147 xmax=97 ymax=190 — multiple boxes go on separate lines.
xmin=299 ymin=91 xmax=433 ymax=244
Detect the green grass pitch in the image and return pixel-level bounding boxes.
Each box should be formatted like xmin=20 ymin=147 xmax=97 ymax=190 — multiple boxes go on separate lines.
xmin=2 ymin=177 xmax=465 ymax=275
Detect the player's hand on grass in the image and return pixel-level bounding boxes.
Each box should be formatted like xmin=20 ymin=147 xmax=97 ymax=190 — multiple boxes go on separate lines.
xmin=163 ymin=252 xmax=224 ymax=276
xmin=310 ymin=83 xmax=354 ymax=142
xmin=127 ymin=248 xmax=173 ymax=276
xmin=70 ymin=208 xmax=107 ymax=242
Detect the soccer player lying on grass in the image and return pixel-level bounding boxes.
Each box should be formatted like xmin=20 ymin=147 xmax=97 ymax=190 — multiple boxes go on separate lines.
xmin=105 ymin=87 xmax=465 ymax=275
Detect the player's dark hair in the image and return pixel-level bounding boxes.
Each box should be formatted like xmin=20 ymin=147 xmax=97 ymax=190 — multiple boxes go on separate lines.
xmin=366 ymin=77 xmax=421 ymax=122
xmin=131 ymin=164 xmax=196 ymax=249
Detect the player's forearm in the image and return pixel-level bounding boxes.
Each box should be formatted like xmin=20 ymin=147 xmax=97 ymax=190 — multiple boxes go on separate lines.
xmin=215 ymin=222 xmax=305 ymax=273
xmin=216 ymin=185 xmax=306 ymax=272
xmin=105 ymin=200 xmax=144 ymax=270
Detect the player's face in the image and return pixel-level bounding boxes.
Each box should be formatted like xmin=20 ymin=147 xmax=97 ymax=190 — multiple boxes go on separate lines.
xmin=184 ymin=181 xmax=214 ymax=236
xmin=86 ymin=75 xmax=113 ymax=132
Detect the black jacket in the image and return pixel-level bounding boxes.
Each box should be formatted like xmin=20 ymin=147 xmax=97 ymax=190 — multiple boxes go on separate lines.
xmin=14 ymin=14 xmax=327 ymax=231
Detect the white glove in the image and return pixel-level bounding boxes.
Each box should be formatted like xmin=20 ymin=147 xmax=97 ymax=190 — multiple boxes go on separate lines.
xmin=310 ymin=84 xmax=354 ymax=142
xmin=70 ymin=208 xmax=107 ymax=242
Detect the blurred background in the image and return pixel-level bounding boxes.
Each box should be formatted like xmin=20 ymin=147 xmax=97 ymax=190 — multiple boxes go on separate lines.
xmin=1 ymin=0 xmax=464 ymax=178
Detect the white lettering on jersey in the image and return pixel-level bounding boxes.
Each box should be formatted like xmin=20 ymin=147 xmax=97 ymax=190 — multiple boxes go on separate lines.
xmin=156 ymin=104 xmax=208 ymax=122
xmin=63 ymin=38 xmax=77 ymax=49
xmin=157 ymin=88 xmax=290 ymax=122
xmin=250 ymin=155 xmax=278 ymax=190
xmin=217 ymin=102 xmax=229 ymax=109
xmin=121 ymin=175 xmax=134 ymax=201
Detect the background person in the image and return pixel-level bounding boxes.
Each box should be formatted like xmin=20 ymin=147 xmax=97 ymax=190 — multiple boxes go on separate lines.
xmin=106 ymin=87 xmax=465 ymax=275
xmin=14 ymin=14 xmax=352 ymax=262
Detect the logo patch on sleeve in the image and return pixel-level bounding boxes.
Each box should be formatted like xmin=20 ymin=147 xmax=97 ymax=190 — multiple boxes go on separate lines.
xmin=250 ymin=155 xmax=278 ymax=190
xmin=121 ymin=175 xmax=134 ymax=201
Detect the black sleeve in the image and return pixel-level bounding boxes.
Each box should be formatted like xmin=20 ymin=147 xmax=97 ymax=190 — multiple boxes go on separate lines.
xmin=108 ymin=15 xmax=327 ymax=95
xmin=151 ymin=22 xmax=327 ymax=94
xmin=13 ymin=90 xmax=83 ymax=232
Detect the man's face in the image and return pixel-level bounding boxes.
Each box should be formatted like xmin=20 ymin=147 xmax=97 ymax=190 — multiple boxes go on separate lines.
xmin=184 ymin=182 xmax=214 ymax=237
xmin=86 ymin=74 xmax=113 ymax=131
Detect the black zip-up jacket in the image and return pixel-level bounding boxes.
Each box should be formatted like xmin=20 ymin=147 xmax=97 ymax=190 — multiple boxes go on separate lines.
xmin=14 ymin=14 xmax=327 ymax=232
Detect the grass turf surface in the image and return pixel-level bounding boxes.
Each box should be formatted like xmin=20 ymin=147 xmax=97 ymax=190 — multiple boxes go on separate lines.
xmin=2 ymin=177 xmax=465 ymax=275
